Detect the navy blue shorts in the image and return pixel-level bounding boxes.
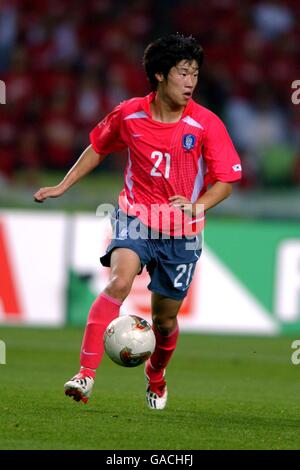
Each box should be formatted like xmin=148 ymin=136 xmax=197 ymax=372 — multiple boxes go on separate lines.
xmin=100 ymin=208 xmax=202 ymax=301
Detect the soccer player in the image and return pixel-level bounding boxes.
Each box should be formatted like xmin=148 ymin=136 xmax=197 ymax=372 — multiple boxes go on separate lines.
xmin=34 ymin=34 xmax=242 ymax=410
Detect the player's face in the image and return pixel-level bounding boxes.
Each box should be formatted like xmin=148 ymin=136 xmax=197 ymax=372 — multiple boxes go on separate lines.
xmin=159 ymin=60 xmax=199 ymax=107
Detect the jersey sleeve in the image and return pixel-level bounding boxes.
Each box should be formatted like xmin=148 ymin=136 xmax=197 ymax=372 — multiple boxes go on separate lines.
xmin=202 ymin=114 xmax=242 ymax=183
xmin=89 ymin=104 xmax=126 ymax=155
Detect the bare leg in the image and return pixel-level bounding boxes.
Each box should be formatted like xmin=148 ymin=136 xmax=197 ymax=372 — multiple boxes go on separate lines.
xmin=151 ymin=292 xmax=183 ymax=335
xmin=104 ymin=248 xmax=141 ymax=301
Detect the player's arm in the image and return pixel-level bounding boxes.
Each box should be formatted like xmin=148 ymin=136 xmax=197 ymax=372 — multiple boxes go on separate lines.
xmin=34 ymin=145 xmax=105 ymax=203
xmin=169 ymin=181 xmax=232 ymax=216
xmin=193 ymin=181 xmax=232 ymax=213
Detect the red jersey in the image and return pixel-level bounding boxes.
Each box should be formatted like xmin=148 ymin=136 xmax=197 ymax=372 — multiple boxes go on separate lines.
xmin=90 ymin=92 xmax=242 ymax=235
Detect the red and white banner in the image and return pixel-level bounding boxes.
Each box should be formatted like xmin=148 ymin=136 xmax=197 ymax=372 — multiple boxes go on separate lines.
xmin=0 ymin=211 xmax=67 ymax=326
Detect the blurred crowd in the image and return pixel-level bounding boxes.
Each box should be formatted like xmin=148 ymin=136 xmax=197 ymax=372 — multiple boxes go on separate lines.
xmin=0 ymin=0 xmax=299 ymax=188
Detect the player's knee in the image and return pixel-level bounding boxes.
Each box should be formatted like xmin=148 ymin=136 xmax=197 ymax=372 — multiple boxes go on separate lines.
xmin=153 ymin=315 xmax=177 ymax=335
xmin=105 ymin=275 xmax=132 ymax=301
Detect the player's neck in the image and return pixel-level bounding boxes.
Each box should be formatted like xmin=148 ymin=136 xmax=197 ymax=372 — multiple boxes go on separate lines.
xmin=150 ymin=92 xmax=185 ymax=123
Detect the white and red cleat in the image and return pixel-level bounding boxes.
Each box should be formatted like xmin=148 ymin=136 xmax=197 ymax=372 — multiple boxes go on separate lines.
xmin=64 ymin=373 xmax=94 ymax=404
xmin=145 ymin=360 xmax=168 ymax=410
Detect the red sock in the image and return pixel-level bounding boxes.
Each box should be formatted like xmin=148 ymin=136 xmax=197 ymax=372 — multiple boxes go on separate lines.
xmin=148 ymin=322 xmax=179 ymax=381
xmin=79 ymin=292 xmax=122 ymax=377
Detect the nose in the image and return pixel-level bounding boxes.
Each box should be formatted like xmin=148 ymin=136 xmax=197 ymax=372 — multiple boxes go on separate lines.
xmin=185 ymin=74 xmax=194 ymax=88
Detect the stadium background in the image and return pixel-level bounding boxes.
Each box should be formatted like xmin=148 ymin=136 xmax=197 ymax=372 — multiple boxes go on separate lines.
xmin=0 ymin=0 xmax=300 ymax=451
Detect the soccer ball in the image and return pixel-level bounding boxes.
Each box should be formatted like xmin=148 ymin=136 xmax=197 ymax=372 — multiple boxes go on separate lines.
xmin=104 ymin=315 xmax=156 ymax=367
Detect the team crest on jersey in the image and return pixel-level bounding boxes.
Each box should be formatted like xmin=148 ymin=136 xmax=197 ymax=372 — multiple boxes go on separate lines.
xmin=182 ymin=134 xmax=196 ymax=150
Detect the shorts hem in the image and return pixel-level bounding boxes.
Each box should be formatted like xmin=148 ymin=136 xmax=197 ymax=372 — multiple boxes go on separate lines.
xmin=147 ymin=286 xmax=188 ymax=301
xmin=100 ymin=245 xmax=145 ymax=275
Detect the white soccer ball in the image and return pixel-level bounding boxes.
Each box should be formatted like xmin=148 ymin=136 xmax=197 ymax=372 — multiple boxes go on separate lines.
xmin=104 ymin=315 xmax=156 ymax=367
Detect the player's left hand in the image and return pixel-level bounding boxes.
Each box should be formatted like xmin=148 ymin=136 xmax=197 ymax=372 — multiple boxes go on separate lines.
xmin=169 ymin=195 xmax=195 ymax=217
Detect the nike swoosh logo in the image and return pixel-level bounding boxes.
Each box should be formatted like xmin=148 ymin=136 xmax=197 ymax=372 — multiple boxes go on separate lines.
xmin=82 ymin=350 xmax=98 ymax=355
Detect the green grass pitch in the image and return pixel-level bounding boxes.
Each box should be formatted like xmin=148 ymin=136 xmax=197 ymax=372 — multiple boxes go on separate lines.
xmin=0 ymin=327 xmax=299 ymax=450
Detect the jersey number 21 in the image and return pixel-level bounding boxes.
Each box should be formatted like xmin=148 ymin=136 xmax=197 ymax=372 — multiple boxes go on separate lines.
xmin=150 ymin=151 xmax=171 ymax=179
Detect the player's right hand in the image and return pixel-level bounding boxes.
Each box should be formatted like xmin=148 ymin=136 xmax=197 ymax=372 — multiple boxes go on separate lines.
xmin=33 ymin=185 xmax=65 ymax=203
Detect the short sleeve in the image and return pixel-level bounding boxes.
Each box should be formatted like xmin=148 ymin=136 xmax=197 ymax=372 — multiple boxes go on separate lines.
xmin=202 ymin=114 xmax=242 ymax=183
xmin=89 ymin=104 xmax=126 ymax=155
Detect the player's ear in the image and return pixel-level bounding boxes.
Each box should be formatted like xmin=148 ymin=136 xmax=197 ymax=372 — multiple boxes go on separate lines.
xmin=155 ymin=72 xmax=164 ymax=84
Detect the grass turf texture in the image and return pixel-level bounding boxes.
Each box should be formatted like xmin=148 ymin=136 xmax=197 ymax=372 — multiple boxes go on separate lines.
xmin=0 ymin=327 xmax=299 ymax=450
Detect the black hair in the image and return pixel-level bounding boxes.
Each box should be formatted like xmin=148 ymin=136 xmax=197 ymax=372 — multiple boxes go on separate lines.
xmin=143 ymin=34 xmax=204 ymax=90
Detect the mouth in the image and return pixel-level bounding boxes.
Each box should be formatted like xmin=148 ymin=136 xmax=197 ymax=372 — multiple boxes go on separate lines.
xmin=183 ymin=92 xmax=192 ymax=99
